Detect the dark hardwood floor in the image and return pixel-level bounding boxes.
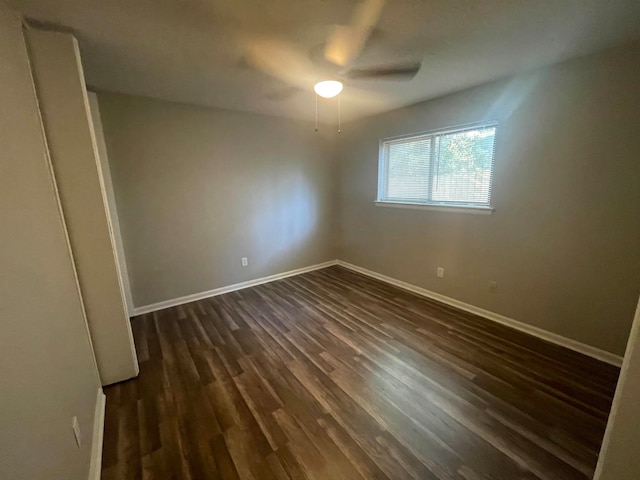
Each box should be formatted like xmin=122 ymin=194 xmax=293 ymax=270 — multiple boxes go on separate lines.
xmin=102 ymin=266 xmax=619 ymax=480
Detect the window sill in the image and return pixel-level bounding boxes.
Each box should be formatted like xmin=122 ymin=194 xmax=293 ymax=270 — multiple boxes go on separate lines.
xmin=374 ymin=201 xmax=494 ymax=215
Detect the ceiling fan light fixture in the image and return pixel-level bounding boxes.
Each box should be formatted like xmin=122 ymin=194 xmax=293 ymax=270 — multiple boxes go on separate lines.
xmin=314 ymin=80 xmax=343 ymax=98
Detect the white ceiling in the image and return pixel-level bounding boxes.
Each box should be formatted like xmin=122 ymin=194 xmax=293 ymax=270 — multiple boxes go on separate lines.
xmin=10 ymin=0 xmax=640 ymax=124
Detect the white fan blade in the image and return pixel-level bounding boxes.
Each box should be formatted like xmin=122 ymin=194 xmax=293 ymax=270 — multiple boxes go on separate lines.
xmin=324 ymin=0 xmax=386 ymax=67
xmin=245 ymin=38 xmax=317 ymax=89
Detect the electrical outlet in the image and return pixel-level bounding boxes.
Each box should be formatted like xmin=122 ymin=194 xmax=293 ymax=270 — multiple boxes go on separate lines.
xmin=489 ymin=281 xmax=498 ymax=293
xmin=241 ymin=257 xmax=248 ymax=267
xmin=72 ymin=416 xmax=81 ymax=448
xmin=437 ymin=267 xmax=444 ymax=278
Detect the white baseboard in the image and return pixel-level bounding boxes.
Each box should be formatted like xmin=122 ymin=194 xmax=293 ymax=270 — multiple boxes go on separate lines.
xmin=336 ymin=260 xmax=624 ymax=367
xmin=132 ymin=260 xmax=339 ymax=316
xmin=88 ymin=388 xmax=106 ymax=480
xmin=131 ymin=257 xmax=623 ymax=367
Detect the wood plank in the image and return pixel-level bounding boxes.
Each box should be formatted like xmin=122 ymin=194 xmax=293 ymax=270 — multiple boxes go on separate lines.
xmin=103 ymin=266 xmax=619 ymax=479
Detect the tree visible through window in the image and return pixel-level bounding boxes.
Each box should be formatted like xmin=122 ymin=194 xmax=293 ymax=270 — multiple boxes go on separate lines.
xmin=378 ymin=122 xmax=497 ymax=207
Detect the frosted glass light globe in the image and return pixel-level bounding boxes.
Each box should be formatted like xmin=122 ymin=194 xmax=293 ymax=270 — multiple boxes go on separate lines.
xmin=314 ymin=80 xmax=343 ymax=98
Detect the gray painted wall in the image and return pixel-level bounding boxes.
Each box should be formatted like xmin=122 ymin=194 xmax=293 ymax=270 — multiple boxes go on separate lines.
xmin=336 ymin=41 xmax=640 ymax=356
xmin=98 ymin=41 xmax=639 ymax=356
xmin=0 ymin=6 xmax=101 ymax=479
xmin=98 ymin=93 xmax=337 ymax=308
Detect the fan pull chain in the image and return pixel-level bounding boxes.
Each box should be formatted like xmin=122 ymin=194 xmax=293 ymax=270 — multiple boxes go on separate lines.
xmin=338 ymin=94 xmax=341 ymax=134
xmin=315 ymin=93 xmax=318 ymax=132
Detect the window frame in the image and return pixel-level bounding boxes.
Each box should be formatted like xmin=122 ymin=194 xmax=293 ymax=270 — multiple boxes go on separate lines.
xmin=376 ymin=121 xmax=498 ymax=214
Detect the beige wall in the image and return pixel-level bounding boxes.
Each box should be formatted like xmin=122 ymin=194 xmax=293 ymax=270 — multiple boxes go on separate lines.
xmin=26 ymin=28 xmax=138 ymax=385
xmin=336 ymin=41 xmax=640 ymax=356
xmin=0 ymin=6 xmax=102 ymax=479
xmin=595 ymin=295 xmax=640 ymax=479
xmin=98 ymin=93 xmax=337 ymax=308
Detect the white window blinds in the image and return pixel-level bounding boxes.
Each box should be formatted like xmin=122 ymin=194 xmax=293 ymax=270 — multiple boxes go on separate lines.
xmin=378 ymin=122 xmax=497 ymax=208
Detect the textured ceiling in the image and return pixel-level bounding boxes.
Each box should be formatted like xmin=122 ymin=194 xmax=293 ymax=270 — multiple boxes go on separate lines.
xmin=9 ymin=0 xmax=640 ymax=124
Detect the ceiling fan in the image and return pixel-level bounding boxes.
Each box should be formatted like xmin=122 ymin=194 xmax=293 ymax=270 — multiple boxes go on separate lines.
xmin=243 ymin=0 xmax=422 ymax=102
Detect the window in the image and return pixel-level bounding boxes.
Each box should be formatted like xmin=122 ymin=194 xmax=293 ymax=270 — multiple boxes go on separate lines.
xmin=377 ymin=122 xmax=497 ymax=211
